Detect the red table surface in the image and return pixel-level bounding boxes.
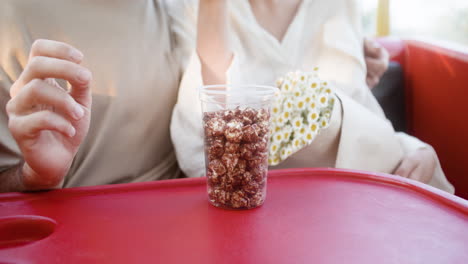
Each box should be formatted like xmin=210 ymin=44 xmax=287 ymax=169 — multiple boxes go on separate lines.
xmin=0 ymin=168 xmax=467 ymax=264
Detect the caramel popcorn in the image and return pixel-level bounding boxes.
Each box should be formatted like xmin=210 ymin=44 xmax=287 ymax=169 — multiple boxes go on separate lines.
xmin=225 ymin=142 xmax=240 ymax=153
xmin=224 ymin=120 xmax=244 ymax=143
xmin=203 ymin=107 xmax=270 ymax=209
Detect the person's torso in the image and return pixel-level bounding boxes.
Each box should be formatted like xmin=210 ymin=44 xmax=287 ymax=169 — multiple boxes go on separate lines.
xmin=0 ymin=0 xmax=182 ymax=187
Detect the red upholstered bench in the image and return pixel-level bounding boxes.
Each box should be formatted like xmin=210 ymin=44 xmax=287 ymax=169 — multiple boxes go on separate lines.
xmin=377 ymin=37 xmax=468 ymax=199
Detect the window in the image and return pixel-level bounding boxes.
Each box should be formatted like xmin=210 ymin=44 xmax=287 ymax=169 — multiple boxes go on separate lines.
xmin=361 ymin=0 xmax=468 ymax=47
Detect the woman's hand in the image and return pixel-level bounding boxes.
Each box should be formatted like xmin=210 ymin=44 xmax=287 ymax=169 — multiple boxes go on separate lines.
xmin=364 ymin=38 xmax=389 ymax=89
xmin=394 ymin=147 xmax=437 ymax=184
xmin=6 ymin=39 xmax=92 ymax=190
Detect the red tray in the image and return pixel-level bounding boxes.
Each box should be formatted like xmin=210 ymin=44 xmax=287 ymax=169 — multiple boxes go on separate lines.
xmin=0 ymin=168 xmax=467 ymax=263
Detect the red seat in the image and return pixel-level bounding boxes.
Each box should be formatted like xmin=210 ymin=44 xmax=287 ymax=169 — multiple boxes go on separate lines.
xmin=378 ymin=38 xmax=468 ymax=199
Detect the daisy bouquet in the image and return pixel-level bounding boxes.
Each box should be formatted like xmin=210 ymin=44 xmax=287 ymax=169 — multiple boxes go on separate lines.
xmin=268 ymin=68 xmax=336 ymax=166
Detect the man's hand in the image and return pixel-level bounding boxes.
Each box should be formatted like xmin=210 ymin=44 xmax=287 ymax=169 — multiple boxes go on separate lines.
xmin=394 ymin=147 xmax=437 ymax=184
xmin=364 ymin=38 xmax=389 ymax=89
xmin=6 ymin=39 xmax=92 ymax=190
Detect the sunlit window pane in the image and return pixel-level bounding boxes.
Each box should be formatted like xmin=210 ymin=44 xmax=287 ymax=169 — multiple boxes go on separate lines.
xmin=361 ymin=0 xmax=468 ymax=47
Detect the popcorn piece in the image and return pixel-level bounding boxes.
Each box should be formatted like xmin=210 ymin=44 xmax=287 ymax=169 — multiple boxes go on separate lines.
xmin=221 ymin=153 xmax=239 ymax=171
xmin=256 ymin=121 xmax=270 ymax=137
xmin=209 ymin=159 xmax=227 ymax=176
xmin=240 ymin=143 xmax=256 ymax=160
xmin=230 ymin=190 xmax=250 ymax=209
xmin=237 ymin=159 xmax=247 ymax=174
xmin=225 ymin=141 xmax=240 ymax=153
xmin=206 ymin=137 xmax=225 ymax=159
xmin=204 ymin=117 xmax=226 ymax=137
xmin=254 ymin=138 xmax=268 ymax=153
xmin=243 ymin=181 xmax=262 ymax=195
xmin=241 ymin=171 xmax=253 ymax=185
xmin=250 ymin=165 xmax=267 ymax=183
xmin=242 ymin=124 xmax=260 ymax=142
xmin=256 ymin=108 xmax=270 ymax=122
xmin=224 ymin=120 xmax=243 ymax=143
xmin=209 ymin=188 xmax=231 ymax=206
xmin=248 ymin=154 xmax=268 ymax=170
xmin=243 ymin=107 xmax=257 ymax=122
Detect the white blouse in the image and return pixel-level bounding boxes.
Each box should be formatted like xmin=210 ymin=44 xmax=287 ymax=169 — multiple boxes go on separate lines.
xmin=166 ymin=0 xmax=454 ymax=193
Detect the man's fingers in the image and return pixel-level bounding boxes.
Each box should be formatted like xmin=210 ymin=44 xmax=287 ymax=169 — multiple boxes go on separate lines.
xmin=30 ymin=39 xmax=83 ymax=64
xmin=14 ymin=56 xmax=92 ymax=99
xmin=394 ymin=156 xmax=418 ymax=178
xmin=7 ymin=79 xmax=85 ymax=120
xmin=69 ymin=81 xmax=92 ymax=108
xmin=8 ymin=110 xmax=76 ymax=140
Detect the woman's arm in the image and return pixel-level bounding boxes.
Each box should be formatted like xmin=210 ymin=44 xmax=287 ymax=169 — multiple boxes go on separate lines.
xmin=197 ymin=0 xmax=233 ymax=85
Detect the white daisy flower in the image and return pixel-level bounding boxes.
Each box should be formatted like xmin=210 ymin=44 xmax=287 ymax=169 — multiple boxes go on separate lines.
xmin=295 ymin=97 xmax=306 ymax=111
xmin=293 ymin=88 xmax=302 ymax=98
xmin=308 ymin=100 xmax=317 ymax=111
xmin=283 ymin=98 xmax=294 ymax=111
xmin=285 ymin=144 xmax=293 ymax=156
xmin=282 ymin=125 xmax=293 ymax=142
xmin=309 ymin=122 xmax=319 ymax=133
xmin=303 ymin=94 xmax=313 ymax=104
xmin=281 ymin=79 xmax=293 ymax=93
xmin=318 ymin=94 xmax=329 ymax=107
xmin=319 ymin=117 xmax=330 ymax=129
xmin=298 ymin=72 xmax=308 ymax=83
xmin=273 ymin=126 xmax=282 ymax=133
xmin=292 ymin=137 xmax=305 ymax=150
xmin=282 ymin=110 xmax=292 ymax=122
xmin=308 ymin=78 xmax=320 ymax=90
xmin=276 ymin=116 xmax=287 ymax=126
xmin=307 ymin=110 xmax=319 ymax=123
xmin=269 ymin=141 xmax=280 ymax=155
xmin=272 ymin=105 xmax=281 ymax=117
xmin=280 ymin=148 xmax=288 ymax=160
xmin=303 ymin=128 xmax=317 ymax=143
xmin=291 ymin=116 xmax=304 ymax=131
xmin=272 ymin=154 xmax=281 ymax=166
xmin=272 ymin=131 xmax=284 ymax=143
xmin=298 ymin=127 xmax=307 ymax=137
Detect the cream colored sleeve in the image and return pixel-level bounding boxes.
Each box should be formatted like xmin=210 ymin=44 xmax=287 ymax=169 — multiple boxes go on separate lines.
xmin=170 ymin=52 xmax=206 ymax=178
xmin=335 ymin=90 xmax=403 ymax=173
xmin=168 ymin=0 xmax=243 ymax=178
xmin=395 ymin=133 xmax=455 ymax=194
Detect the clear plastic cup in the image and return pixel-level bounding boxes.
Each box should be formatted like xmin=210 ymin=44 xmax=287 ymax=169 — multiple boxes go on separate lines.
xmin=199 ymin=85 xmax=278 ymax=209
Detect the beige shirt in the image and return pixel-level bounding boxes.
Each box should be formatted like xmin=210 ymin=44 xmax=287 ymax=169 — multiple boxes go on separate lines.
xmin=168 ymin=0 xmax=454 ymax=193
xmin=0 ymin=0 xmax=182 ymax=187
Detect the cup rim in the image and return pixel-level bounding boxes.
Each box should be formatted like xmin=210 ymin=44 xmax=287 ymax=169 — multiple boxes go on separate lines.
xmin=199 ymin=84 xmax=279 ymax=97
